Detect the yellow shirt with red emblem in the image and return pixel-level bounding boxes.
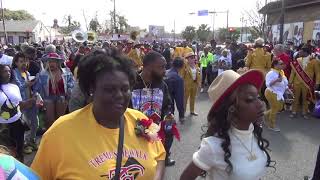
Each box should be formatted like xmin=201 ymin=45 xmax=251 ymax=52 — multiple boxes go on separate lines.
xmin=31 ymin=104 xmax=166 ymax=180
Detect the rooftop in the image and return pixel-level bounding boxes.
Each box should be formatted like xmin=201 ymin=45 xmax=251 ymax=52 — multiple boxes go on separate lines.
xmin=0 ymin=20 xmax=40 ymax=32
xmin=259 ymin=0 xmax=320 ymax=14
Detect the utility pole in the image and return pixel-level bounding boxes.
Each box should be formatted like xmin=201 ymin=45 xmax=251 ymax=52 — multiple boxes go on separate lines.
xmin=226 ymin=10 xmax=229 ymax=39
xmin=279 ymin=0 xmax=285 ymax=44
xmin=0 ymin=0 xmax=7 ymax=44
xmin=212 ymin=13 xmax=215 ymax=39
xmin=209 ymin=11 xmax=216 ymax=40
xmin=262 ymin=0 xmax=268 ymax=41
xmin=240 ymin=17 xmax=244 ymax=42
xmin=113 ymin=0 xmax=117 ymax=34
xmin=173 ymin=20 xmax=176 ymax=43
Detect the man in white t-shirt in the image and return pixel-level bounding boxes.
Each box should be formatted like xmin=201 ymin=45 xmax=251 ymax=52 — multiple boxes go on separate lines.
xmin=0 ymin=53 xmax=13 ymax=66
xmin=0 ymin=45 xmax=13 ymax=66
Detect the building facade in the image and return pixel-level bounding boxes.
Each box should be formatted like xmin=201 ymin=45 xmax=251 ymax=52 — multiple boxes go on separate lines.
xmin=0 ymin=20 xmax=62 ymax=44
xmin=260 ymin=0 xmax=320 ymax=46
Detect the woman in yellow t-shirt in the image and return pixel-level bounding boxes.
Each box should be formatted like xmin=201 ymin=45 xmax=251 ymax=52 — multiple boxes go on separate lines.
xmin=31 ymin=50 xmax=166 ymax=180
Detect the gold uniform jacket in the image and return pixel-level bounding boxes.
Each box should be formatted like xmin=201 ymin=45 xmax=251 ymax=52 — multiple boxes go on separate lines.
xmin=289 ymin=57 xmax=320 ymax=85
xmin=245 ymin=48 xmax=272 ymax=76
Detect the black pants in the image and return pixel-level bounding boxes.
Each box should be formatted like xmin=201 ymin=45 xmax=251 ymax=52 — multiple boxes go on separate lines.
xmin=9 ymin=120 xmax=25 ymax=162
xmin=312 ymin=146 xmax=320 ymax=180
xmin=164 ymin=133 xmax=174 ymax=160
xmin=201 ymin=67 xmax=207 ymax=87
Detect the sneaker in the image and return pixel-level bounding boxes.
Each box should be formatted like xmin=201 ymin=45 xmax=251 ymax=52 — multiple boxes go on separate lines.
xmin=165 ymin=158 xmax=176 ymax=166
xmin=190 ymin=112 xmax=199 ymax=116
xmin=27 ymin=141 xmax=38 ymax=151
xmin=23 ymin=146 xmax=33 ymax=154
xmin=302 ymin=114 xmax=309 ymax=119
xmin=289 ymin=112 xmax=297 ymax=118
xmin=268 ymin=127 xmax=280 ymax=132
xmin=200 ymin=88 xmax=204 ymax=93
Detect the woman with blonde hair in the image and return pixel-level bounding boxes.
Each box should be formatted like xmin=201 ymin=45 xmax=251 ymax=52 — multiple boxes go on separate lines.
xmin=34 ymin=53 xmax=74 ymax=128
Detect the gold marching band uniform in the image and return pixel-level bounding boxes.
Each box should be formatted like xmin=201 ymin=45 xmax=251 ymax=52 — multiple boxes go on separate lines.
xmin=180 ymin=56 xmax=201 ymax=114
xmin=289 ymin=56 xmax=320 ymax=115
xmin=127 ymin=47 xmax=144 ymax=70
xmin=245 ymin=47 xmax=272 ymax=76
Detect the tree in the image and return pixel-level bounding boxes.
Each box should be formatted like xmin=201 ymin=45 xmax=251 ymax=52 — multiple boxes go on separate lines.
xmin=59 ymin=15 xmax=81 ymax=35
xmin=217 ymin=28 xmax=241 ymax=43
xmin=181 ymin=26 xmax=196 ymax=42
xmin=89 ymin=18 xmax=100 ymax=32
xmin=197 ymin=24 xmax=211 ymax=43
xmin=1 ymin=9 xmax=34 ymax=20
xmin=109 ymin=11 xmax=129 ymax=33
xmin=244 ymin=0 xmax=265 ymax=41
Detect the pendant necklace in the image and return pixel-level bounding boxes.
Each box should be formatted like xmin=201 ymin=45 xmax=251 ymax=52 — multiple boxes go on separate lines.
xmin=231 ymin=132 xmax=257 ymax=161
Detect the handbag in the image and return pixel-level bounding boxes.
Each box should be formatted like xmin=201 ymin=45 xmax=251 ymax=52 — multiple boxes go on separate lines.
xmin=113 ymin=116 xmax=125 ymax=180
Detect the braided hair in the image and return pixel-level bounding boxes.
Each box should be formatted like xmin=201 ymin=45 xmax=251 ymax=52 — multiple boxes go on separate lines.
xmin=202 ymin=84 xmax=274 ymax=174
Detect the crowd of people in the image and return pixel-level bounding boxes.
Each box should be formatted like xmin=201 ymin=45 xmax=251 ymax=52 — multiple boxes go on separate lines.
xmin=0 ymin=36 xmax=319 ymax=179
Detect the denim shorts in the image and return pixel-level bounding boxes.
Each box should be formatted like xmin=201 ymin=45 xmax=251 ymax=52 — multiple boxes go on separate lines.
xmin=44 ymin=95 xmax=66 ymax=103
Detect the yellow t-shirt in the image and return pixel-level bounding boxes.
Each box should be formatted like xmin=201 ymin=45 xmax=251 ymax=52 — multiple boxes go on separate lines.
xmin=31 ymin=104 xmax=166 ymax=180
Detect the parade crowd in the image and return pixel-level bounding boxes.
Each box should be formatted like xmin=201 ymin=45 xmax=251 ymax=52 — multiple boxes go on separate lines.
xmin=0 ymin=36 xmax=319 ymax=179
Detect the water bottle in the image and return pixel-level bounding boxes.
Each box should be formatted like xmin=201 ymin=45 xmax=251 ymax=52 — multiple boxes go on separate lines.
xmin=35 ymin=93 xmax=43 ymax=107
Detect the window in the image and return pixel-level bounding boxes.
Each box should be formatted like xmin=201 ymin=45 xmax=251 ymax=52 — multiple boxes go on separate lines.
xmin=19 ymin=36 xmax=25 ymax=43
xmin=8 ymin=36 xmax=13 ymax=44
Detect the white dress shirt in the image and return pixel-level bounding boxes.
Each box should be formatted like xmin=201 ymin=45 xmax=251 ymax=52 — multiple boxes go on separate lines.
xmin=265 ymin=69 xmax=288 ymax=100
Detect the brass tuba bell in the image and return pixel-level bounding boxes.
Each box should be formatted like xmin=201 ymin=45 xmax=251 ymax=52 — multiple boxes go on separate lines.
xmin=86 ymin=31 xmax=97 ymax=43
xmin=72 ymin=30 xmax=88 ymax=43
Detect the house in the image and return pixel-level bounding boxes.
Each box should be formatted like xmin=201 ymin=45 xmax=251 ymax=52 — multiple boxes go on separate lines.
xmin=259 ymin=0 xmax=320 ymax=46
xmin=0 ymin=20 xmax=61 ymax=44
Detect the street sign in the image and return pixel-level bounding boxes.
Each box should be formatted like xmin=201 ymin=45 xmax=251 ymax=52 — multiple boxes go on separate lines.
xmin=198 ymin=10 xmax=209 ymax=16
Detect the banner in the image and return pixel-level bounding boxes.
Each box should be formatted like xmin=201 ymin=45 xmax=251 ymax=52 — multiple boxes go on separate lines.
xmin=292 ymin=22 xmax=304 ymax=47
xmin=269 ymin=22 xmax=303 ymax=46
xmin=148 ymin=25 xmax=165 ymax=37
xmin=312 ymin=20 xmax=320 ymax=46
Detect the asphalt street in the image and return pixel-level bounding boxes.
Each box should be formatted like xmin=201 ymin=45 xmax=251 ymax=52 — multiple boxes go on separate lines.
xmin=25 ymin=92 xmax=320 ymax=180
xmin=165 ymin=92 xmax=320 ymax=180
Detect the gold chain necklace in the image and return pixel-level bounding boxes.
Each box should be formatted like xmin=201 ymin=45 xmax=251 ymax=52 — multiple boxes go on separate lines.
xmin=139 ymin=73 xmax=151 ymax=89
xmin=231 ymin=132 xmax=257 ymax=161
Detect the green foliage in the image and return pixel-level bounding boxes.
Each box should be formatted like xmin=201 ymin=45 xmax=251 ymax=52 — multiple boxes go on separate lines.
xmin=89 ymin=18 xmax=100 ymax=32
xmin=181 ymin=26 xmax=196 ymax=42
xmin=59 ymin=21 xmax=81 ymax=35
xmin=110 ymin=11 xmax=129 ymax=33
xmin=2 ymin=9 xmax=35 ymax=20
xmin=196 ymin=24 xmax=211 ymax=43
xmin=217 ymin=28 xmax=240 ymax=43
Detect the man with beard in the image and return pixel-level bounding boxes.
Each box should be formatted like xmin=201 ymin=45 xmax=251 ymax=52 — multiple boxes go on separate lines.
xmin=130 ymin=51 xmax=176 ymax=166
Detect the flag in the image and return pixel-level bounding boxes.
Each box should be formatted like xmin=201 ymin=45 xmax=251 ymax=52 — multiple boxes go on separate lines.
xmin=198 ymin=10 xmax=209 ymax=16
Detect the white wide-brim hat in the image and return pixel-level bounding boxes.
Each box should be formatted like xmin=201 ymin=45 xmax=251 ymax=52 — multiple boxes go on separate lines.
xmin=208 ymin=70 xmax=264 ymax=111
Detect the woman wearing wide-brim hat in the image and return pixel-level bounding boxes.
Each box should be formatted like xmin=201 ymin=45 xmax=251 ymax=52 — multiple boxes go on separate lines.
xmin=34 ymin=52 xmax=74 ymax=129
xmin=180 ymin=70 xmax=273 ymax=180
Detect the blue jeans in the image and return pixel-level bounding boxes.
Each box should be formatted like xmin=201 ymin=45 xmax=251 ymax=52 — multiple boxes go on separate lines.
xmin=23 ymin=105 xmax=39 ymax=143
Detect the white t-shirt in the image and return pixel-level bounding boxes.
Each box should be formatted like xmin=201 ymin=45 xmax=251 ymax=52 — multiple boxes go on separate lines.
xmin=190 ymin=67 xmax=197 ymax=81
xmin=193 ymin=124 xmax=267 ymax=180
xmin=218 ymin=56 xmax=232 ymax=75
xmin=0 ymin=83 xmax=22 ymax=123
xmin=265 ymin=70 xmax=288 ymax=101
xmin=0 ymin=54 xmax=13 ymax=66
